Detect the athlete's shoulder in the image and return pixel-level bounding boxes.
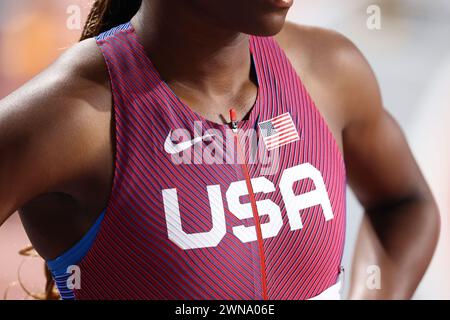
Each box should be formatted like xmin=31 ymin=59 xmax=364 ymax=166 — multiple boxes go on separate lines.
xmin=50 ymin=38 xmax=110 ymax=94
xmin=275 ymin=22 xmax=368 ymax=80
xmin=1 ymin=38 xmax=110 ymax=115
xmin=0 ymin=37 xmax=111 ymax=160
xmin=0 ymin=38 xmax=111 ymax=210
xmin=275 ymin=22 xmax=383 ymax=128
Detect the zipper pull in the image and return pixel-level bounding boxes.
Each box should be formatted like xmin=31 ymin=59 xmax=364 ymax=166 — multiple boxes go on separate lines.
xmin=230 ymin=109 xmax=239 ymax=133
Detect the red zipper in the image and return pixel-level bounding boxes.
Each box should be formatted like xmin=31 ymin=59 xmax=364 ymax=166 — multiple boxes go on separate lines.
xmin=230 ymin=109 xmax=268 ymax=300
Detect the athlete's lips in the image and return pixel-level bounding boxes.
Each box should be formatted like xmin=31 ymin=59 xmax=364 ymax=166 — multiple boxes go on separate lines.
xmin=269 ymin=0 xmax=294 ymax=9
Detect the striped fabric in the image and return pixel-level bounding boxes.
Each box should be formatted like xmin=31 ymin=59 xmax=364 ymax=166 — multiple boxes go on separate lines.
xmin=58 ymin=22 xmax=346 ymax=300
xmin=48 ymin=211 xmax=105 ymax=300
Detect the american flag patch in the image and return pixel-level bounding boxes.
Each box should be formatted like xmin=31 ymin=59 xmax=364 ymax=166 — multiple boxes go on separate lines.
xmin=258 ymin=113 xmax=300 ymax=151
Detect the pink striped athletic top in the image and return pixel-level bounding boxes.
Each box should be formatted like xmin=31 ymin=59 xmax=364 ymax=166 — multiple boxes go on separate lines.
xmin=48 ymin=22 xmax=346 ymax=300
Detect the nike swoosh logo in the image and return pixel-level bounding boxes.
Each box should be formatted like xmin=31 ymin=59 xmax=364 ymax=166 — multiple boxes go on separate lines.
xmin=164 ymin=131 xmax=215 ymax=154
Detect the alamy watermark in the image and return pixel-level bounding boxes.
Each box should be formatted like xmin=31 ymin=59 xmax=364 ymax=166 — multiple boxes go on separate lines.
xmin=367 ymin=5 xmax=382 ymax=30
xmin=66 ymin=265 xmax=81 ymax=290
xmin=366 ymin=264 xmax=382 ymax=290
xmin=165 ymin=121 xmax=288 ymax=175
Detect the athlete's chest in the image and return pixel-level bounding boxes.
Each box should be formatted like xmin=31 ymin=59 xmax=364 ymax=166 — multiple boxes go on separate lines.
xmin=107 ymin=31 xmax=346 ymax=250
xmin=119 ymin=98 xmax=345 ymax=248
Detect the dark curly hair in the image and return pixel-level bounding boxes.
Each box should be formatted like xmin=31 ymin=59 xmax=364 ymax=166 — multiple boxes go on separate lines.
xmin=80 ymin=0 xmax=142 ymax=40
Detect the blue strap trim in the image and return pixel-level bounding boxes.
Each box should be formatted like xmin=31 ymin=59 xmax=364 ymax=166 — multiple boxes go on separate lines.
xmin=96 ymin=22 xmax=132 ymax=41
xmin=47 ymin=211 xmax=105 ymax=299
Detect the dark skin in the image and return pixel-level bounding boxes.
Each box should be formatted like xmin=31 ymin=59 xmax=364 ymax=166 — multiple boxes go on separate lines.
xmin=0 ymin=0 xmax=440 ymax=299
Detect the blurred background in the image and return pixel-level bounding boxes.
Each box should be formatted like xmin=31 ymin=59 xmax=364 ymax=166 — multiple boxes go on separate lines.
xmin=0 ymin=0 xmax=449 ymax=299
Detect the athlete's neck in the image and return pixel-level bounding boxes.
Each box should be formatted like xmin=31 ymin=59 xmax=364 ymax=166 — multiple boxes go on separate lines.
xmin=131 ymin=1 xmax=257 ymax=122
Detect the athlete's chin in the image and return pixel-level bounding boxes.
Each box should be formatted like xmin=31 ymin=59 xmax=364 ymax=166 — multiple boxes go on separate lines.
xmin=243 ymin=14 xmax=289 ymax=36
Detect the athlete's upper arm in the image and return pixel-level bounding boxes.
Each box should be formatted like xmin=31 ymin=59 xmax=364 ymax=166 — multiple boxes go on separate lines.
xmin=334 ymin=36 xmax=433 ymax=210
xmin=0 ymin=39 xmax=110 ymax=226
